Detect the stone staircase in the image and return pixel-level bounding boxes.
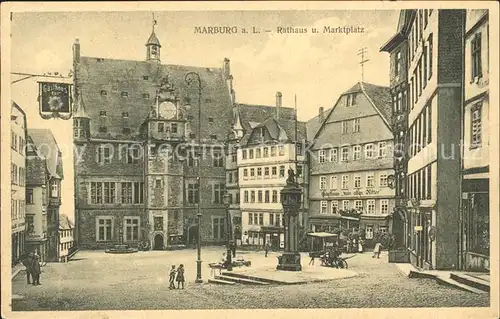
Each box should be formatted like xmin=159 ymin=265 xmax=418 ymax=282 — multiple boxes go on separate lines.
xmin=450 ymin=273 xmax=490 ymax=293
xmin=208 ymin=271 xmax=275 ymax=286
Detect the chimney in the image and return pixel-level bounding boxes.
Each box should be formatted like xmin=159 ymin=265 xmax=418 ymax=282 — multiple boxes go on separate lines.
xmin=223 ymin=58 xmax=231 ymax=78
xmin=231 ymin=89 xmax=236 ymax=103
xmin=73 ymin=39 xmax=80 ymax=64
xmin=319 ymin=107 xmax=324 ymax=123
xmin=276 ymin=92 xmax=282 ymax=119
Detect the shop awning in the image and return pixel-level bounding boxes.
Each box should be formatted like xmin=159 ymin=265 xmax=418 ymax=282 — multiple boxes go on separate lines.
xmin=306 ymin=232 xmax=338 ymax=238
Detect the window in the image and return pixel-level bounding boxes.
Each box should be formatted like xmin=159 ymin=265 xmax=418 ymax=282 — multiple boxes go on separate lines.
xmin=244 ymin=190 xmax=249 ymax=203
xmin=124 ymin=217 xmax=139 ymax=241
xmin=212 ymin=217 xmax=226 ymax=240
xmin=121 ymin=182 xmax=133 ymax=204
xmin=264 ymin=167 xmax=270 ymax=177
xmin=428 ymin=104 xmax=432 ymax=144
xmin=341 ymin=175 xmax=349 ymax=189
xmin=272 ymin=190 xmax=278 ymax=203
xmin=97 ymin=217 xmax=113 ymax=241
xmin=379 ymin=200 xmax=389 ymax=215
xmin=296 ymin=143 xmax=303 ymax=156
xmin=213 ymin=184 xmax=224 ymax=204
xmin=365 ymin=144 xmax=374 ymax=159
xmin=99 ymin=110 xmax=107 ymax=116
xmin=257 ymin=167 xmax=262 ymax=178
xmin=265 ymin=190 xmax=270 ymax=203
xmin=341 ymin=147 xmax=349 ymax=162
xmin=380 ymin=174 xmax=388 ymax=187
xmin=257 ymin=190 xmax=263 ymax=203
xmin=142 ymin=93 xmax=150 ymax=99
xmin=249 ymin=149 xmax=254 ymax=159
xmin=187 ymin=152 xmax=198 ymax=167
xmin=26 ymin=189 xmax=34 ymax=204
xmin=270 ymin=146 xmax=277 ymax=157
xmin=423 ymin=45 xmax=428 ymax=88
xmin=263 ymin=147 xmax=269 ymax=158
xmin=97 ymin=145 xmax=112 ymax=164
xmin=50 ymin=180 xmax=59 ymax=198
xmin=320 ymin=201 xmax=328 ymax=214
xmin=231 ymin=153 xmax=237 ymax=163
xmin=354 ymin=175 xmax=361 ymax=188
xmin=320 ymin=176 xmax=327 ymax=190
xmin=279 ymin=165 xmax=285 ymax=177
xmin=155 ymin=179 xmax=163 ymax=189
xmin=427 ymin=164 xmax=432 ymax=199
xmin=213 ymin=153 xmax=223 ymax=167
xmin=256 ymin=148 xmax=261 ymax=158
xmin=365 ymin=225 xmax=374 ymax=239
xmin=251 ymin=191 xmax=255 ymax=203
xmin=379 ymin=225 xmax=388 ymax=234
xmin=258 ymin=213 xmax=264 ymax=225
xmin=133 ymin=182 xmax=144 ymax=204
xmin=355 ymin=200 xmax=363 ymax=211
xmin=428 ymin=34 xmax=433 ymax=80
xmin=353 ymin=145 xmax=361 ymax=160
xmin=243 ymin=169 xmax=248 ymax=179
xmin=103 ymin=182 xmax=116 ymax=204
xmin=342 ymin=121 xmax=348 ymax=134
xmin=127 ymin=145 xmax=140 ymax=164
xmin=250 ymin=168 xmax=255 ymax=179
xmin=171 ymin=123 xmax=178 ymax=133
xmin=330 ymin=176 xmax=337 ymax=190
xmin=367 ymin=200 xmax=375 ymax=214
xmin=342 ymin=200 xmax=350 ymax=210
xmin=270 ymin=213 xmax=274 ymax=225
xmin=331 ymin=201 xmax=338 ymax=214
xmin=208 ymin=117 xmax=214 ymax=123
xmin=228 ymin=172 xmax=233 ymax=184
xmin=272 ymin=166 xmax=277 ymax=176
xmin=378 ymin=142 xmax=387 ymax=158
xmin=395 ymin=51 xmax=402 ymax=76
xmin=278 ymin=145 xmax=285 ymax=156
xmin=121 ymin=92 xmax=128 ymax=97
xmin=353 ymin=119 xmax=360 ymax=132
xmin=297 ymin=165 xmax=303 ymax=177
xmin=248 ymin=213 xmax=253 ymax=225
xmin=242 ymin=150 xmax=247 ymax=159
xmin=100 ymin=90 xmax=107 ymax=96
xmin=471 ymin=32 xmax=482 ymax=80
xmin=366 ymin=174 xmax=375 ymax=188
xmin=319 ymin=150 xmax=326 ymax=163
xmin=471 ymin=103 xmax=482 ymax=147
xmin=330 ymin=148 xmax=338 ymax=162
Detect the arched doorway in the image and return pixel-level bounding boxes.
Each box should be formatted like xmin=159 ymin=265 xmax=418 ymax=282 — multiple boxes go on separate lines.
xmin=187 ymin=225 xmax=198 ymax=247
xmin=153 ymin=234 xmax=164 ymax=250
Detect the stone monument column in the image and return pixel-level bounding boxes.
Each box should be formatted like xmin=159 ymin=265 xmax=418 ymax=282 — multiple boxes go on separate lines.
xmin=277 ymin=168 xmax=302 ymax=271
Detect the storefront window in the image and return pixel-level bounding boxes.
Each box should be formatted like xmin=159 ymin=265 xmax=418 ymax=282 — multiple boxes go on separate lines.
xmin=468 ymin=193 xmax=489 ymax=256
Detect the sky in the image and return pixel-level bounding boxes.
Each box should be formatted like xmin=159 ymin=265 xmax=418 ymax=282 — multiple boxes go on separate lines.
xmin=10 ymin=10 xmax=400 ymax=221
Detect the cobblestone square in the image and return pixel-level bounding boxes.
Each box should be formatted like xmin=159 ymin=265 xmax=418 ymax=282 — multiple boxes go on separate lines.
xmin=11 ymin=248 xmax=490 ymax=310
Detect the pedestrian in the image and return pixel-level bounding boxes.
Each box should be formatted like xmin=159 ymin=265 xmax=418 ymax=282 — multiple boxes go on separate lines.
xmin=264 ymin=241 xmax=271 ymax=257
xmin=372 ymin=242 xmax=382 ymax=258
xmin=169 ymin=265 xmax=176 ymax=289
xmin=31 ymin=255 xmax=41 ymax=286
xmin=358 ymin=240 xmax=364 ymax=253
xmin=22 ymin=252 xmax=34 ymax=285
xmin=231 ymin=242 xmax=236 ymax=258
xmin=176 ymin=264 xmax=185 ymax=289
xmin=309 ymin=252 xmax=316 ymax=265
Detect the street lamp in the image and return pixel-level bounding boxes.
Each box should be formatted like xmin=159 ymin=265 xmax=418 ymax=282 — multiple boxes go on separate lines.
xmin=222 ymin=192 xmax=233 ymax=271
xmin=185 ymin=71 xmax=203 ymax=283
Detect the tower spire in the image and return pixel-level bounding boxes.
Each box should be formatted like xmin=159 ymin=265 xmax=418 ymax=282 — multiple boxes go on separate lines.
xmin=146 ymin=13 xmax=161 ymax=62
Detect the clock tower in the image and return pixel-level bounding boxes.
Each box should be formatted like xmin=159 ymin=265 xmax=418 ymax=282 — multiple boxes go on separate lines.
xmin=146 ymin=15 xmax=161 ymax=63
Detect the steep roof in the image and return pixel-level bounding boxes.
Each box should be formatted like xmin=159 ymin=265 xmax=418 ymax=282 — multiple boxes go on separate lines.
xmin=146 ymin=30 xmax=161 ymax=46
xmin=27 ymin=129 xmax=63 ymax=179
xmin=76 ymin=56 xmax=233 ymax=142
xmin=360 ymin=82 xmax=392 ymax=125
xmin=59 ymin=214 xmax=74 ymax=230
xmin=306 ymin=107 xmax=332 ymax=141
xmin=235 ymin=103 xmax=307 ymax=146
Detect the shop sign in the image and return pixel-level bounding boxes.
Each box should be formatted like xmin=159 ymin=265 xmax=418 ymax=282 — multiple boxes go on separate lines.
xmin=414 ymin=225 xmax=423 ymax=231
xmin=39 ymin=81 xmax=72 ymax=120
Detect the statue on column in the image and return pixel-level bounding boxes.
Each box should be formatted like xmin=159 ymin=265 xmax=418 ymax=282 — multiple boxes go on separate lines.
xmin=286 ymin=168 xmax=296 ymax=184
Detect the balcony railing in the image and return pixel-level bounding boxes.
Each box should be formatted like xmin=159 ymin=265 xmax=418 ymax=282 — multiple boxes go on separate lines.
xmin=48 ymin=197 xmax=61 ymax=206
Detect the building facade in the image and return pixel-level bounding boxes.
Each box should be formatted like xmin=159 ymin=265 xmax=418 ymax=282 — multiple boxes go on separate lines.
xmin=59 ymin=214 xmax=75 ymax=262
xmin=73 ymin=24 xmax=233 ymax=249
xmin=382 ymin=9 xmax=466 ymax=270
xmin=231 ymin=94 xmax=308 ymax=250
xmin=380 ymin=10 xmax=413 ymax=249
xmin=461 ymin=9 xmax=489 ymax=271
xmin=11 ymin=102 xmax=27 ymax=265
xmin=26 ymin=129 xmax=64 ymax=262
xmin=308 ymin=82 xmax=395 ymax=248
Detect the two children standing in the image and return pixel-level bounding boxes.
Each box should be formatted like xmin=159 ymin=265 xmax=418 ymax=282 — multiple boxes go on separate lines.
xmin=169 ymin=264 xmax=185 ymax=289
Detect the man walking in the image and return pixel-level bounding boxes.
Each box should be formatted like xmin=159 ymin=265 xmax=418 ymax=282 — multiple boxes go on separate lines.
xmin=31 ymin=255 xmax=41 ymax=285
xmin=22 ymin=252 xmax=33 ymax=285
xmin=264 ymin=241 xmax=271 ymax=257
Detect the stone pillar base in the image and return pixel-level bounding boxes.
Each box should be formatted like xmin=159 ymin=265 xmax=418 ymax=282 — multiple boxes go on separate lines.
xmin=276 ymin=252 xmax=302 ymax=271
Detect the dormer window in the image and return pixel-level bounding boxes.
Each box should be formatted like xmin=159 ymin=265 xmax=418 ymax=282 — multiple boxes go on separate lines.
xmin=346 ymin=93 xmax=357 ymax=107
xmin=210 ymin=134 xmax=217 ymax=140
xmin=143 ymin=76 xmax=149 ymax=80
xmin=100 ymin=111 xmax=107 ymax=116
xmin=121 ymin=92 xmax=128 ymax=98
xmin=142 ymin=93 xmax=150 ymax=99
xmin=100 ymin=90 xmax=107 ymax=96
xmin=208 ymin=117 xmax=214 ymax=123
xmin=122 ymin=112 xmax=129 ymax=118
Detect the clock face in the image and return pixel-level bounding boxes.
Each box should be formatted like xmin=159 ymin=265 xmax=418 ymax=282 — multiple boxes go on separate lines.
xmin=159 ymin=101 xmax=176 ymax=119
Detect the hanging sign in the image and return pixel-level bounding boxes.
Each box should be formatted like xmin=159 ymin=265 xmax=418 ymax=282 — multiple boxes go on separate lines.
xmin=39 ymin=81 xmax=72 ymax=120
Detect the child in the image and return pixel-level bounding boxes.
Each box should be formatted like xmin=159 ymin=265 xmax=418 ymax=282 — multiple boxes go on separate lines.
xmin=373 ymin=242 xmax=382 ymax=258
xmin=169 ymin=265 xmax=176 ymax=289
xmin=176 ymin=264 xmax=185 ymax=289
